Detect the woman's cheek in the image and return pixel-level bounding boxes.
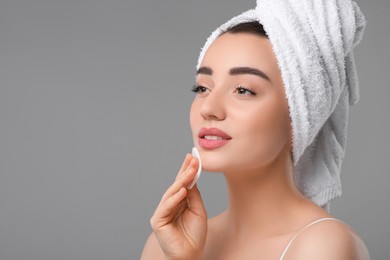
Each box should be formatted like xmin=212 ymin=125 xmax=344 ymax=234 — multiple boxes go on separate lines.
xmin=190 ymin=100 xmax=201 ymax=141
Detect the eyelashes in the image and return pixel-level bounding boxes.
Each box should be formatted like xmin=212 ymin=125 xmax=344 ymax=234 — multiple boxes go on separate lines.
xmin=191 ymin=84 xmax=207 ymax=94
xmin=234 ymin=86 xmax=257 ymax=96
xmin=191 ymin=84 xmax=257 ymax=96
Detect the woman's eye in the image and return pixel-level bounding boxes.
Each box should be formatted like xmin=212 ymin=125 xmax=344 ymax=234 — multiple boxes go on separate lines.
xmin=191 ymin=85 xmax=208 ymax=94
xmin=235 ymin=86 xmax=256 ymax=96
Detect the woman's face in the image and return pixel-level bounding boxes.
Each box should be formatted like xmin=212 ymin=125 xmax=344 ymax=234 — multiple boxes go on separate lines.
xmin=190 ymin=32 xmax=292 ymax=174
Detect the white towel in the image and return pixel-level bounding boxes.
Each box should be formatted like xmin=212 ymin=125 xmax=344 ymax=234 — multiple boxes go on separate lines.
xmin=196 ymin=0 xmax=366 ymax=208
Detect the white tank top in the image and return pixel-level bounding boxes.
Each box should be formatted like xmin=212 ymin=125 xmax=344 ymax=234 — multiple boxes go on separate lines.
xmin=279 ymin=217 xmax=344 ymax=260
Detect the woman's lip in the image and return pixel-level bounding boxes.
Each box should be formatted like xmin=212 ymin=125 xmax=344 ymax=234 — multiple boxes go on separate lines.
xmin=197 ymin=127 xmax=232 ymax=150
xmin=198 ymin=127 xmax=232 ymax=139
xmin=198 ymin=138 xmax=230 ymax=149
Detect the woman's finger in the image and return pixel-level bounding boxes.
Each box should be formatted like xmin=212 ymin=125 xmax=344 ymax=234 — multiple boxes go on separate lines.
xmin=187 ymin=183 xmax=207 ymax=217
xmin=161 ymin=159 xmax=198 ymax=202
xmin=175 ymin=154 xmax=193 ymax=181
xmin=150 ymin=155 xmax=199 ymax=230
xmin=151 ymin=187 xmax=188 ymax=230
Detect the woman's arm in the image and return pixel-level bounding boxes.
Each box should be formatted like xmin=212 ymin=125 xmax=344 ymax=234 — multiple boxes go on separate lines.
xmin=141 ymin=232 xmax=165 ymax=260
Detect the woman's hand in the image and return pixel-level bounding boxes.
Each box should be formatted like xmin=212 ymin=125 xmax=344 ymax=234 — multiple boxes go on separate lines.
xmin=150 ymin=154 xmax=207 ymax=260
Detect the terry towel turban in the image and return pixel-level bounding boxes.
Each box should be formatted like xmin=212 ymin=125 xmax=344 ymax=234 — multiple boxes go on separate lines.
xmin=196 ymin=0 xmax=366 ymax=208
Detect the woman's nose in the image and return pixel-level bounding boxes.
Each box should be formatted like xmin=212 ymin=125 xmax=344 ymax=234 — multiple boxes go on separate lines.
xmin=199 ymin=88 xmax=226 ymax=121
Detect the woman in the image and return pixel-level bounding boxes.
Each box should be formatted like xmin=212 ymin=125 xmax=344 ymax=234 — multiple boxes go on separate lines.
xmin=142 ymin=0 xmax=369 ymax=259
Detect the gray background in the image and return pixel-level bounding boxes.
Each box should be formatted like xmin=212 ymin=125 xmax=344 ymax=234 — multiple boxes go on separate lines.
xmin=0 ymin=0 xmax=388 ymax=259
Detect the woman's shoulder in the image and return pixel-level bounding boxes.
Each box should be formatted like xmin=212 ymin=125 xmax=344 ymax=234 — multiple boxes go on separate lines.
xmin=282 ymin=218 xmax=370 ymax=260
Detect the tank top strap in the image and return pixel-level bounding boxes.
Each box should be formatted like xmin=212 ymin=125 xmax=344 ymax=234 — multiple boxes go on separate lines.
xmin=279 ymin=217 xmax=344 ymax=260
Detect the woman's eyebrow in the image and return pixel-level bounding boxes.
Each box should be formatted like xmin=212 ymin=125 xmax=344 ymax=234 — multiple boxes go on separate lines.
xmin=196 ymin=66 xmax=213 ymax=75
xmin=196 ymin=66 xmax=270 ymax=82
xmin=229 ymin=67 xmax=270 ymax=81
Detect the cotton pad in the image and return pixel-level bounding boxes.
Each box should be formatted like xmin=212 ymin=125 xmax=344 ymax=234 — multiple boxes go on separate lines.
xmin=187 ymin=147 xmax=202 ymax=189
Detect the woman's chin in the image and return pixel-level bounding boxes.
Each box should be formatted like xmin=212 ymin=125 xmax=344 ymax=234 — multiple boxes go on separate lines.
xmin=198 ymin=150 xmax=249 ymax=173
xmin=201 ymin=161 xmax=230 ymax=173
xmin=201 ymin=166 xmax=221 ymax=173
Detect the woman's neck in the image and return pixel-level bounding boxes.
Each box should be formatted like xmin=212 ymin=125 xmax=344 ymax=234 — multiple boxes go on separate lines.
xmin=222 ymin=154 xmax=309 ymax=239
